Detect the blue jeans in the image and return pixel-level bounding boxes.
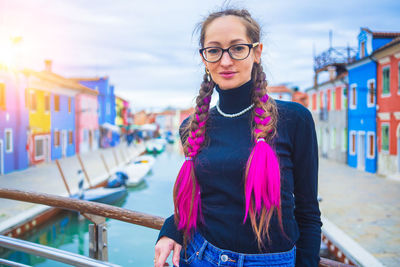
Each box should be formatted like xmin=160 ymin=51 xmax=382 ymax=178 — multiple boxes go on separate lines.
xmin=179 ymin=232 xmax=296 ymax=267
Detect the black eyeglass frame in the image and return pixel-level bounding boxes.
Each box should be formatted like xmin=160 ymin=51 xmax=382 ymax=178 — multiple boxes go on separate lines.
xmin=199 ymin=42 xmax=259 ymax=63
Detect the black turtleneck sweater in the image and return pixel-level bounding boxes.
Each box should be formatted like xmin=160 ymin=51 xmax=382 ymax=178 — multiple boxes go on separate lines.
xmin=157 ymin=80 xmax=322 ymax=267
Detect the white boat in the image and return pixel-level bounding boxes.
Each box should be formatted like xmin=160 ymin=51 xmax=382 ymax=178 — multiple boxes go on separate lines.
xmin=146 ymin=139 xmax=166 ymax=153
xmin=124 ymin=155 xmax=156 ymax=186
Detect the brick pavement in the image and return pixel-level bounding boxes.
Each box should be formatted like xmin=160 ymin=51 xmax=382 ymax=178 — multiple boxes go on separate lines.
xmin=319 ymin=158 xmax=400 ymax=267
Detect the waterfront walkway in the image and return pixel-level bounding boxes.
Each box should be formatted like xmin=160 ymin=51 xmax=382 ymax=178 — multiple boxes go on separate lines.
xmin=0 ymin=142 xmax=145 ymax=229
xmin=319 ymin=158 xmax=400 ymax=267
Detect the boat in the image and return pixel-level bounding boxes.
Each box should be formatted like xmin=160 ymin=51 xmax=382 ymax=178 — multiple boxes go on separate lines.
xmin=145 ymin=138 xmax=166 ymax=153
xmin=124 ymin=155 xmax=156 ymax=187
xmin=76 ymin=170 xmax=127 ymax=205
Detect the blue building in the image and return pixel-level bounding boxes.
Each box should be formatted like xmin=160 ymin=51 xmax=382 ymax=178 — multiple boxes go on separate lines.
xmin=0 ymin=69 xmax=29 ymax=174
xmin=71 ymin=77 xmax=119 ymax=147
xmin=346 ymin=28 xmax=398 ymax=173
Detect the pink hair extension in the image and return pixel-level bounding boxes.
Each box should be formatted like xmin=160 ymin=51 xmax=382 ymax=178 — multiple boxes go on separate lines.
xmin=174 ymin=158 xmax=202 ymax=236
xmin=243 ymin=100 xmax=280 ymax=225
xmin=174 ymin=94 xmax=210 ymax=237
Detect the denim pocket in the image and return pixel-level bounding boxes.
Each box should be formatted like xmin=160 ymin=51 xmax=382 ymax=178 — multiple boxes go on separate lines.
xmin=180 ymin=243 xmax=198 ymax=265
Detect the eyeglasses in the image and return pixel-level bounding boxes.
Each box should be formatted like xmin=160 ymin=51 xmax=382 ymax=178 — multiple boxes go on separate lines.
xmin=199 ymin=42 xmax=259 ymax=63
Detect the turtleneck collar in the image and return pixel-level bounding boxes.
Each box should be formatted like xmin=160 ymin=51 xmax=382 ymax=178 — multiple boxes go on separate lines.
xmin=215 ymin=80 xmax=253 ymax=114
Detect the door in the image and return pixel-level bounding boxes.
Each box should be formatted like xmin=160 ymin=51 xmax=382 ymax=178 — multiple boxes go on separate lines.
xmin=61 ymin=130 xmax=67 ymax=157
xmin=0 ymin=140 xmax=3 ymax=175
xmin=398 ymin=137 xmax=400 ymax=173
xmin=322 ymin=128 xmax=329 ymax=157
xmin=89 ymin=130 xmax=93 ymax=150
xmin=358 ymin=132 xmax=365 ymax=170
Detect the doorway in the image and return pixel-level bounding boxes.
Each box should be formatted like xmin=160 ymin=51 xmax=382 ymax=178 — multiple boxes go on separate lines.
xmin=61 ymin=130 xmax=67 ymax=157
xmin=358 ymin=132 xmax=365 ymax=170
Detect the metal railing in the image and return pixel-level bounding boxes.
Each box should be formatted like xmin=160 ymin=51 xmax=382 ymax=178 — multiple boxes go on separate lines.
xmin=0 ymin=235 xmax=119 ymax=267
xmin=0 ymin=188 xmax=353 ymax=267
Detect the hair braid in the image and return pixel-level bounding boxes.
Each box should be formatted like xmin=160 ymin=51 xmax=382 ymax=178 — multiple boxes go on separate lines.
xmin=173 ymin=71 xmax=215 ymax=242
xmin=243 ymin=62 xmax=285 ymax=250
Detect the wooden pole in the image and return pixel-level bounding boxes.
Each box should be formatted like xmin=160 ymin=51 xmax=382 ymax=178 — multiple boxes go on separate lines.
xmin=55 ymin=160 xmax=71 ymax=196
xmin=77 ymin=154 xmax=92 ymax=188
xmin=100 ymin=153 xmax=111 ymax=177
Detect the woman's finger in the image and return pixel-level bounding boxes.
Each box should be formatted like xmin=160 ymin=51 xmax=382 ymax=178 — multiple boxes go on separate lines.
xmin=172 ymin=243 xmax=182 ymax=267
xmin=155 ymin=248 xmax=171 ymax=267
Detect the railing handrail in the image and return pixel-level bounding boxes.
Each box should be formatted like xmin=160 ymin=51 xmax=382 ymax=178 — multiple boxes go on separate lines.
xmin=0 ymin=188 xmax=353 ymax=267
xmin=0 ymin=188 xmax=164 ymax=230
xmin=0 ymin=235 xmax=120 ymax=267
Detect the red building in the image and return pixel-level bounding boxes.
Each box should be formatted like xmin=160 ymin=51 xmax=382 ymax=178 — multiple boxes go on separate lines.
xmin=375 ymin=38 xmax=400 ymax=178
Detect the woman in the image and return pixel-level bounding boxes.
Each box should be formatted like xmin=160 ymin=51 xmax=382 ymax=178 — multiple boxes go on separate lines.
xmin=155 ymin=9 xmax=322 ymax=267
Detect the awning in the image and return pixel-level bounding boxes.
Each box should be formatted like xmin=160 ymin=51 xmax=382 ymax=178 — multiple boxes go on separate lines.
xmin=101 ymin=122 xmax=121 ymax=133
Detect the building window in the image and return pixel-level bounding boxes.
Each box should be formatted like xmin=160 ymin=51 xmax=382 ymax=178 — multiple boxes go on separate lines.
xmin=367 ymin=132 xmax=375 ymax=159
xmin=54 ymin=95 xmax=60 ymax=111
xmin=331 ymin=128 xmax=336 ymax=149
xmin=342 ymin=128 xmax=347 ymax=152
xmin=331 ymin=89 xmax=336 ymax=110
xmin=68 ymin=97 xmax=72 ymax=113
xmin=350 ymin=131 xmax=356 ymax=155
xmin=342 ymin=86 xmax=348 ymax=110
xmin=68 ymin=131 xmax=73 ymax=145
xmin=367 ymin=79 xmax=375 ymax=107
xmin=30 ymin=91 xmax=37 ymax=111
xmin=54 ymin=130 xmax=60 ymax=147
xmin=5 ymin=129 xmax=13 ymax=153
xmin=0 ymin=82 xmax=5 ymax=110
xmin=34 ymin=136 xmax=44 ymax=160
xmin=382 ymin=67 xmax=390 ymax=96
xmin=360 ymin=41 xmax=365 ymax=58
xmin=350 ymin=84 xmax=357 ymax=109
xmin=398 ymin=62 xmax=400 ymax=93
xmin=44 ymin=94 xmax=50 ymax=112
xmin=381 ymin=124 xmax=389 ymax=152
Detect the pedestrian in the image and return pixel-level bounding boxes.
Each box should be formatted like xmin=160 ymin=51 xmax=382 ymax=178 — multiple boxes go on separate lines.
xmin=154 ymin=8 xmax=322 ymax=267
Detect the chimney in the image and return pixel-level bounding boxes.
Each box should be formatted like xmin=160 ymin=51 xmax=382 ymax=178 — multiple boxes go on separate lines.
xmin=328 ymin=65 xmax=336 ymax=81
xmin=44 ymin=59 xmax=52 ymax=72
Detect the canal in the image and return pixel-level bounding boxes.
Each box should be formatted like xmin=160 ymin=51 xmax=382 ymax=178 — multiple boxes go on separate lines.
xmin=1 ymin=141 xmax=336 ymax=266
xmin=1 ymin=142 xmax=184 ymax=266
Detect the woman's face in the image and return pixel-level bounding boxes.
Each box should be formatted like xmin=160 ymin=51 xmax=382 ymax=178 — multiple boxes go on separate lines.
xmin=202 ymin=15 xmax=262 ymax=90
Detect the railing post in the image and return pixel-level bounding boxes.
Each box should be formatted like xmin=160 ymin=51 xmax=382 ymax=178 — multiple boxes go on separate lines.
xmin=84 ymin=214 xmax=108 ymax=261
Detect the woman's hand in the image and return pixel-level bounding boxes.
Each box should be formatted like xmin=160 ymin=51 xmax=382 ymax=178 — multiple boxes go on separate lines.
xmin=154 ymin=236 xmax=182 ymax=267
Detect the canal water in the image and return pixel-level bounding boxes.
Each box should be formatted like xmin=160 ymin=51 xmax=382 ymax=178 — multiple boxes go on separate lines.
xmin=1 ymin=141 xmax=336 ymax=266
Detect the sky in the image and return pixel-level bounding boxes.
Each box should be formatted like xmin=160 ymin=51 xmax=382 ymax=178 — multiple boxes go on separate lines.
xmin=1 ymin=0 xmax=400 ymax=111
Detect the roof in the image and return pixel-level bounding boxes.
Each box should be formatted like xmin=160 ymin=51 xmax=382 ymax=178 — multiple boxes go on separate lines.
xmin=69 ymin=76 xmax=108 ymax=82
xmin=373 ymin=37 xmax=400 ymax=54
xmin=23 ymin=69 xmax=98 ymax=95
xmin=115 ymin=95 xmax=129 ymax=103
xmin=361 ymin=27 xmax=400 ymax=38
xmin=267 ymin=85 xmax=293 ymax=94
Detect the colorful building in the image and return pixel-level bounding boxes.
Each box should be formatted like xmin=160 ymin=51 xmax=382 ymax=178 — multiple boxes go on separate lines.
xmin=346 ymin=28 xmax=400 ymax=173
xmin=0 ymin=68 xmax=29 ymax=174
xmin=306 ymin=70 xmax=349 ymax=163
xmin=71 ymin=77 xmax=118 ymax=147
xmin=24 ymin=61 xmax=98 ymax=162
xmin=75 ymin=88 xmax=99 ymax=154
xmin=115 ymin=95 xmax=130 ymax=129
xmin=374 ymin=38 xmax=400 ymax=178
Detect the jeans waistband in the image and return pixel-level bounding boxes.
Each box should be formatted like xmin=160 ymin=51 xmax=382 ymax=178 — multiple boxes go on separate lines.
xmin=188 ymin=232 xmax=296 ymax=266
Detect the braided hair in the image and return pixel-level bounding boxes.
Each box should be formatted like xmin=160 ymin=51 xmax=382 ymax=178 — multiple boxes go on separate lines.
xmin=173 ymin=9 xmax=285 ymax=251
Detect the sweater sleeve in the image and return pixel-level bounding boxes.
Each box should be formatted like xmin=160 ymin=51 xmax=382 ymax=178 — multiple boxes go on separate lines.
xmin=156 ymin=117 xmax=190 ymax=245
xmin=156 ymin=215 xmax=183 ymax=245
xmin=292 ymin=106 xmax=322 ymax=267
